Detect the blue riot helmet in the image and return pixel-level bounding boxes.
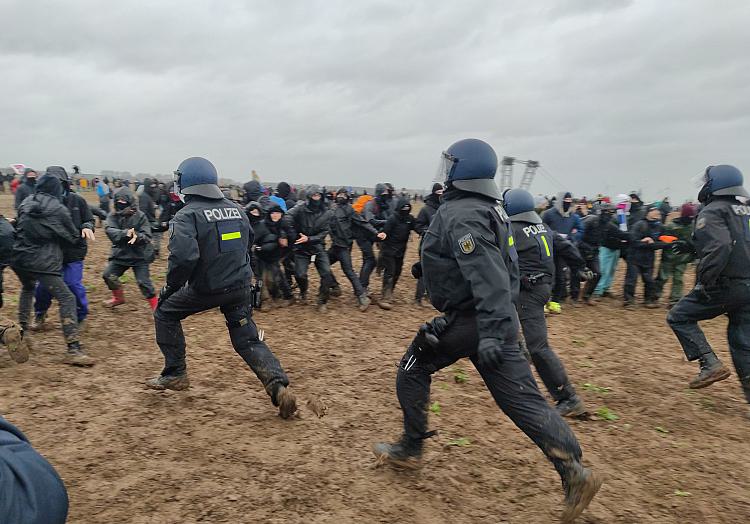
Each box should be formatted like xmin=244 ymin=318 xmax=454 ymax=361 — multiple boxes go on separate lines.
xmin=502 ymin=188 xmax=542 ymax=224
xmin=174 ymin=157 xmax=224 ymax=199
xmin=436 ymin=138 xmax=500 ymax=200
xmin=696 ymin=164 xmax=749 ymax=203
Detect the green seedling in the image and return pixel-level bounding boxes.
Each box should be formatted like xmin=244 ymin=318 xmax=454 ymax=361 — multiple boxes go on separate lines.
xmin=429 ymin=402 xmax=441 ymax=415
xmin=582 ymin=383 xmax=610 ymax=394
xmin=655 ymin=426 xmax=670 ymax=434
xmin=446 ymin=437 xmax=471 ymax=447
xmin=595 ymin=407 xmax=619 ymax=421
xmin=119 ymin=274 xmax=133 ymax=284
xmin=453 ymin=370 xmax=469 ymax=384
xmin=674 ymin=490 xmax=691 ymax=497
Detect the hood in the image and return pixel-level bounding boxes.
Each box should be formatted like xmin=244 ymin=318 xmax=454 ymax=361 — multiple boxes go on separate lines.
xmin=245 ymin=180 xmax=262 ymax=200
xmin=23 ymin=168 xmax=38 ymax=185
xmin=113 ymin=187 xmax=136 ymax=213
xmin=276 ymin=181 xmax=291 ymax=199
xmin=374 ymin=183 xmax=386 ymax=196
xmin=553 ymin=191 xmax=573 ymax=216
xmin=35 ymin=173 xmax=63 ymax=199
xmin=424 ymin=192 xmax=441 ymax=208
xmin=306 ymin=184 xmax=322 ymax=198
xmin=45 ymin=166 xmax=71 ymax=192
xmin=266 ymin=202 xmax=285 ymax=215
xmin=395 ymin=196 xmax=412 ymax=215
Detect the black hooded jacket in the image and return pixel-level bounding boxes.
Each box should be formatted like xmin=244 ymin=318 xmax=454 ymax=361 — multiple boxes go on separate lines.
xmin=381 ymin=197 xmax=415 ymax=257
xmin=253 ymin=203 xmax=295 ymax=263
xmin=275 ymin=182 xmax=297 ymax=210
xmin=242 ymin=180 xmax=262 ymax=205
xmin=138 ymin=178 xmax=159 ymax=229
xmin=628 ymin=218 xmax=665 ymax=266
xmin=329 ymin=201 xmax=378 ymax=248
xmin=12 ymin=174 xmax=79 ymax=275
xmin=414 ymin=193 xmax=441 ymax=236
xmin=105 ymin=188 xmax=153 ymax=266
xmin=45 ymin=166 xmax=95 ymax=263
xmin=286 ymin=194 xmax=331 ymax=254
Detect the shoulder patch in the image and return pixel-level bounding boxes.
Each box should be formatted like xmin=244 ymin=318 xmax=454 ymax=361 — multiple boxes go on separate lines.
xmin=696 ymin=217 xmax=706 ymax=229
xmin=458 ymin=233 xmax=476 ymax=254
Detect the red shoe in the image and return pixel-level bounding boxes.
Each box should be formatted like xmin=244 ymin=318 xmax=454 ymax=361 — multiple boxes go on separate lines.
xmin=103 ymin=289 xmax=125 ymax=308
xmin=147 ymin=296 xmax=158 ymax=311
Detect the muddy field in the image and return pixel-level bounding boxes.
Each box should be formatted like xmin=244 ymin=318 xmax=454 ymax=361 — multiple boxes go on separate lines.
xmin=0 ymin=191 xmax=748 ymax=523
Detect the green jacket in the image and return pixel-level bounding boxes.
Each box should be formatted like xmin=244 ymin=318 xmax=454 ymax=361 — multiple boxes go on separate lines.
xmin=661 ymin=217 xmax=694 ymax=266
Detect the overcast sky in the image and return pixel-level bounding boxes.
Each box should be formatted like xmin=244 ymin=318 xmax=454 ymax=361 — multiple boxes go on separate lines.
xmin=2 ymin=0 xmax=748 ymax=201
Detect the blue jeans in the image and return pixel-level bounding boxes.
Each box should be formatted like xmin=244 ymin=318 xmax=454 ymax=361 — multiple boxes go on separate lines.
xmin=594 ymin=247 xmax=620 ymax=295
xmin=34 ymin=261 xmax=88 ymax=322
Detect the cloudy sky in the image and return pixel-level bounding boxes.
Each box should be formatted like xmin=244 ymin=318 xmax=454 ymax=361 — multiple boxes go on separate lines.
xmin=2 ymin=0 xmax=748 ymax=201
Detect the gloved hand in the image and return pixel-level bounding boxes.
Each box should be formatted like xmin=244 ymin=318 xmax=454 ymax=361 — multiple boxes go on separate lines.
xmin=157 ymin=285 xmax=176 ymax=309
xmin=577 ymin=268 xmax=595 ymax=282
xmin=672 ymin=240 xmax=693 ymax=255
xmin=411 ymin=261 xmax=423 ymax=279
xmin=477 ymin=338 xmax=503 ymax=368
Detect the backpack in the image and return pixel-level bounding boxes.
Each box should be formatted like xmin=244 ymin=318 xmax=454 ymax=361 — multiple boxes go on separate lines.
xmin=352 ymin=194 xmax=374 ymax=214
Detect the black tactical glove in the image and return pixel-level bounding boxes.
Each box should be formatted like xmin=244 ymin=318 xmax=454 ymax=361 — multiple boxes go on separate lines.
xmin=672 ymin=240 xmax=694 ymax=255
xmin=411 ymin=261 xmax=423 ymax=279
xmin=477 ymin=338 xmax=503 ymax=368
xmin=157 ymin=285 xmax=176 ymax=309
xmin=577 ymin=268 xmax=595 ymax=282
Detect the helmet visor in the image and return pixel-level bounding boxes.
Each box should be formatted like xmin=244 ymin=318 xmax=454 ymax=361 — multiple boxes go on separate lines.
xmin=692 ymin=166 xmax=712 ymax=189
xmin=173 ymin=170 xmax=184 ymax=196
xmin=435 ymin=151 xmax=458 ymax=184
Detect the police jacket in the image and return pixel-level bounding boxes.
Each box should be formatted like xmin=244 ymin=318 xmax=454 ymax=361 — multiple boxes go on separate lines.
xmin=414 ymin=194 xmax=440 ymax=236
xmin=421 ymin=188 xmax=519 ymax=346
xmin=628 ymin=218 xmax=665 ymax=266
xmin=62 ymin=191 xmax=95 ymax=264
xmin=510 ymin=218 xmax=555 ymax=278
xmin=167 ymin=195 xmax=252 ymax=294
xmin=13 ymin=179 xmax=79 ymax=276
xmin=286 ymin=200 xmax=330 ymax=254
xmin=694 ymin=196 xmax=750 ymax=286
xmin=382 ymin=203 xmax=415 ymax=257
xmin=329 ymin=203 xmax=378 ymax=248
xmin=0 ymin=416 xmax=69 ymax=524
xmin=105 ymin=192 xmax=154 ymax=266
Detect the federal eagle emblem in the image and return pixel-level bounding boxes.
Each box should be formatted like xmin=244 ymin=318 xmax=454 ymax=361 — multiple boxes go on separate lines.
xmin=458 ymin=233 xmax=476 ymax=254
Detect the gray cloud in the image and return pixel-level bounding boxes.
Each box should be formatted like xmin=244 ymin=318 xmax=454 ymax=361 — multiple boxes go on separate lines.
xmin=2 ymin=0 xmax=749 ymax=201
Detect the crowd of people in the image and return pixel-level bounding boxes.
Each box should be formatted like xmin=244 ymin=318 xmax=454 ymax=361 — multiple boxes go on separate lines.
xmin=2 ymin=143 xmax=750 ymax=523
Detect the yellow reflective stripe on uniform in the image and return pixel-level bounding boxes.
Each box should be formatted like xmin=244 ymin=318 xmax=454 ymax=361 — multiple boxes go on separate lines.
xmin=541 ymin=235 xmax=551 ymax=257
xmin=508 ymin=235 xmax=514 ymax=247
xmin=221 ymin=231 xmax=241 ymax=241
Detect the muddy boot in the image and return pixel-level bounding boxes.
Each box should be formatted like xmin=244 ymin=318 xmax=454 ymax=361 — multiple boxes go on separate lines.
xmin=1 ymin=322 xmax=30 ymax=364
xmin=103 ymin=288 xmax=125 ymax=308
xmin=358 ymin=294 xmax=371 ymax=312
xmin=330 ymin=285 xmax=342 ymax=298
xmin=278 ymin=298 xmax=294 ymax=308
xmin=317 ymin=302 xmax=328 ymax=313
xmin=297 ymin=293 xmax=308 ymax=306
xmin=378 ymin=289 xmax=393 ymax=311
xmin=560 ymin=461 xmax=603 ymax=523
xmin=29 ymin=312 xmax=47 ymax=332
xmin=556 ymin=394 xmax=587 ymax=418
xmin=145 ymin=374 xmax=190 ymax=391
xmin=689 ymin=353 xmax=731 ymax=389
xmin=63 ymin=342 xmax=95 ymax=367
xmin=373 ymin=437 xmax=422 ymax=469
xmin=644 ymin=300 xmax=660 ymax=309
xmin=270 ymin=384 xmax=297 ymax=419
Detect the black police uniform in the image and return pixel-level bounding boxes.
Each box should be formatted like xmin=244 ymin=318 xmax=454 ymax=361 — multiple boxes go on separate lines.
xmin=510 ymin=215 xmax=583 ymax=409
xmin=668 ymin=196 xmax=750 ymax=400
xmin=154 ymin=195 xmax=290 ymax=401
xmin=393 ymin=188 xmax=582 ymax=474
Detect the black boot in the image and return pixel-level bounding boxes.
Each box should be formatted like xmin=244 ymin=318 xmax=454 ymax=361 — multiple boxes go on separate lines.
xmin=689 ymin=352 xmax=731 ymax=389
xmin=373 ymin=436 xmax=422 ymax=469
xmin=145 ymin=374 xmax=190 ymax=391
xmin=555 ymin=386 xmax=587 ymax=418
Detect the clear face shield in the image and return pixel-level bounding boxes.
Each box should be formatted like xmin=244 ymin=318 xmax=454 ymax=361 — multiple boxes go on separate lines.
xmin=172 ymin=171 xmax=185 ymax=202
xmin=692 ymin=166 xmax=712 ymax=190
xmin=434 ymin=151 xmax=458 ymax=185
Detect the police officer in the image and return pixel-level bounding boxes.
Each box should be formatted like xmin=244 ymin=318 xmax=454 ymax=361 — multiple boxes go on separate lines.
xmin=146 ymin=157 xmax=297 ymax=420
xmin=503 ymin=188 xmax=586 ymax=417
xmin=373 ymin=139 xmax=600 ymax=522
xmin=668 ymin=165 xmax=750 ymax=416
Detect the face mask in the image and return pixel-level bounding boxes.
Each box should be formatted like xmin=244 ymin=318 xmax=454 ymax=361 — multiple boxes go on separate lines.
xmin=562 ymin=201 xmax=571 ymax=212
xmin=336 ymin=196 xmax=348 ymax=205
xmin=27 ymin=177 xmax=37 ymax=186
xmin=115 ymin=200 xmax=129 ymax=211
xmin=400 ymin=207 xmax=411 ymax=215
xmin=309 ymin=197 xmax=322 ymax=208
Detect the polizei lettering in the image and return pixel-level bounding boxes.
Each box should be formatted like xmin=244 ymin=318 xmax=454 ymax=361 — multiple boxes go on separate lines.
xmin=203 ymin=207 xmax=243 ymax=222
xmin=522 ymin=224 xmax=548 ymax=237
xmin=731 ymin=205 xmax=750 ymax=216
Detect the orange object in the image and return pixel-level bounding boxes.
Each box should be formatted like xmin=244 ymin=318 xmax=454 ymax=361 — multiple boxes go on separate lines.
xmin=659 ymin=235 xmax=678 ymax=243
xmin=352 ymin=194 xmax=373 ymax=214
